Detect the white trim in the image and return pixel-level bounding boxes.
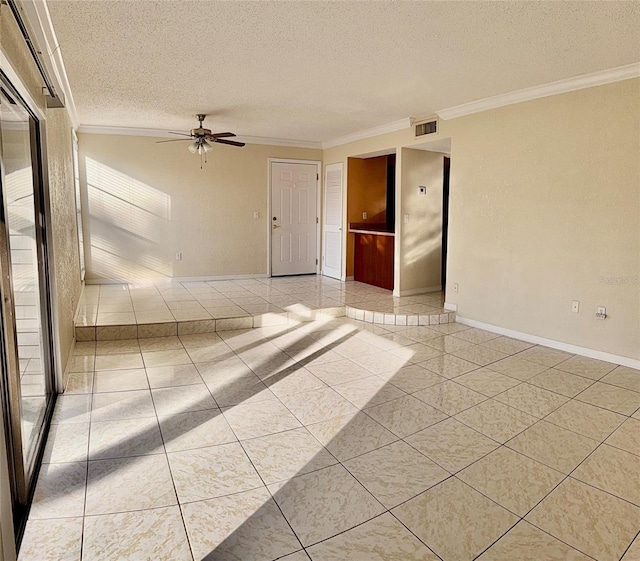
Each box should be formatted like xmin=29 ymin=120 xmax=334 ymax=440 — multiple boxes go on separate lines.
xmin=321 ymin=161 xmax=345 ymax=281
xmin=322 ymin=118 xmax=411 ymax=149
xmin=77 ymin=125 xmax=322 ymax=149
xmin=237 ymin=135 xmax=321 ymax=149
xmin=78 ymin=125 xmax=179 ymax=138
xmin=398 ymin=285 xmax=442 ymax=297
xmin=455 ymin=315 xmax=640 ymax=370
xmin=444 ymin=302 xmax=457 ymax=312
xmin=267 ymin=159 xmax=322 ymax=277
xmin=20 ymin=0 xmax=79 ymax=128
xmin=85 ymin=273 xmax=269 ymax=285
xmin=0 ymin=50 xmax=46 ymax=121
xmin=437 ymin=63 xmax=640 ymax=120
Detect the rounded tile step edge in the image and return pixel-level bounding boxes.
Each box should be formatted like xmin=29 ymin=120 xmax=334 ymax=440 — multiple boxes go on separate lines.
xmin=346 ymin=306 xmax=456 ymax=326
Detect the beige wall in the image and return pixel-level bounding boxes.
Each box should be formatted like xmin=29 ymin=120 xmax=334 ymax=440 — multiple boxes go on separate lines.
xmin=322 ymin=79 xmax=638 ymax=361
xmin=346 ymin=156 xmax=388 ymax=277
xmin=46 ymin=109 xmax=82 ymax=380
xmin=445 ymin=78 xmax=639 ymax=360
xmin=324 ymin=125 xmax=445 ymax=292
xmin=78 ymin=133 xmax=321 ymax=280
xmin=399 ymin=148 xmax=445 ymax=293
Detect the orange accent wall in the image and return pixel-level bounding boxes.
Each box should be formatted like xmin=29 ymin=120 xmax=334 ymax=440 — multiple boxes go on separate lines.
xmin=346 ymin=156 xmax=388 ymax=277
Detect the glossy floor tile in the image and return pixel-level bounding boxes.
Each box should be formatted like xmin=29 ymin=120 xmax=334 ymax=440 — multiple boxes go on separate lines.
xmin=21 ymin=307 xmax=640 ymax=561
xmin=75 ymin=278 xmax=454 ymax=330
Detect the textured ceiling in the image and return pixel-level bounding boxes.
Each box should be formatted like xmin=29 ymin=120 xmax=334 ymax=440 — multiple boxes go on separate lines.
xmin=47 ymin=1 xmax=640 ymax=142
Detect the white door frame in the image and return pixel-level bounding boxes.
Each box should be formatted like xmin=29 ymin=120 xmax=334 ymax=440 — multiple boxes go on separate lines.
xmin=267 ymin=158 xmax=321 ymax=277
xmin=321 ymin=161 xmax=345 ymax=281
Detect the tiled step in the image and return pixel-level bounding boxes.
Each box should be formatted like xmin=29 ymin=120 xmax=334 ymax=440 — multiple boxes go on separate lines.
xmin=346 ymin=305 xmax=456 ymax=326
xmin=74 ymin=279 xmax=454 ymax=340
xmin=76 ymin=305 xmax=456 ymax=341
xmin=75 ymin=306 xmax=345 ymax=341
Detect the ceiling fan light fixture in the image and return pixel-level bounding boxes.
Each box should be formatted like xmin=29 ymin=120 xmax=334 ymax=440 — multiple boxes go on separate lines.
xmin=188 ymin=138 xmax=213 ymax=155
xmin=157 ymin=115 xmax=243 ymax=167
xmin=201 ymin=139 xmax=213 ymax=153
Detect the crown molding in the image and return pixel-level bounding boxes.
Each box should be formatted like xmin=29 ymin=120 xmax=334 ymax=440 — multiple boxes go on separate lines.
xmin=437 ymin=63 xmax=640 ymax=120
xmin=77 ymin=125 xmax=170 ymax=138
xmin=77 ymin=125 xmax=322 ymax=149
xmin=235 ymin=135 xmax=321 ymax=149
xmin=322 ymin=118 xmax=412 ymax=149
xmin=20 ymin=0 xmax=79 ymax=128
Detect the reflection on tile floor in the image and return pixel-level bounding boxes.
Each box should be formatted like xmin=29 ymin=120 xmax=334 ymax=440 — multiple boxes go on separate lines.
xmin=21 ymin=311 xmax=640 ymax=561
xmin=75 ymin=277 xmax=453 ymax=329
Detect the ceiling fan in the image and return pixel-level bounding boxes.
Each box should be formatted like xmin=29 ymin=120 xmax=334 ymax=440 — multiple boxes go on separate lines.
xmin=157 ymin=114 xmax=245 ymax=166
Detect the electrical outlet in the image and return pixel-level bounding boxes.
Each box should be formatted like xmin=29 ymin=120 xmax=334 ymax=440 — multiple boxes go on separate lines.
xmin=453 ymin=283 xmax=459 ymax=294
xmin=175 ymin=252 xmax=182 ymax=261
xmin=253 ymin=211 xmax=259 ymax=219
xmin=403 ymin=214 xmax=410 ymax=223
xmin=596 ymin=306 xmax=607 ymax=319
xmin=362 ymin=211 xmax=368 ymax=219
xmin=571 ymin=300 xmax=580 ymax=313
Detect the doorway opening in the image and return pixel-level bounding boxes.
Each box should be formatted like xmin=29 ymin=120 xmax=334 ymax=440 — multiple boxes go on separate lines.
xmin=442 ymin=156 xmax=451 ymax=290
xmin=346 ymin=149 xmax=396 ymax=290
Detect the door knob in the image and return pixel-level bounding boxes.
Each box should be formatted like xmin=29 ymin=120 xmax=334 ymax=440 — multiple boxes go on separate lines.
xmin=272 ymin=224 xmax=280 ymax=230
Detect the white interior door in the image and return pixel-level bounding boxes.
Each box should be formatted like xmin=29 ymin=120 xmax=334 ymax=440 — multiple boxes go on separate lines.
xmin=322 ymin=162 xmax=343 ymax=280
xmin=271 ymin=162 xmax=318 ymax=276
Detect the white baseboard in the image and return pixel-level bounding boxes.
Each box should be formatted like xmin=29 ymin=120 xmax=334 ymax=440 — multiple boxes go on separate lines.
xmin=85 ymin=273 xmax=269 ymax=285
xmin=455 ymin=315 xmax=640 ymax=369
xmin=444 ymin=302 xmax=458 ymax=312
xmin=398 ymin=285 xmax=442 ymax=297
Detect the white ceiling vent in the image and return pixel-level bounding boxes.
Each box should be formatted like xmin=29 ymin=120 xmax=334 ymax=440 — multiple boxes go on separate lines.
xmin=415 ymin=119 xmax=438 ymax=137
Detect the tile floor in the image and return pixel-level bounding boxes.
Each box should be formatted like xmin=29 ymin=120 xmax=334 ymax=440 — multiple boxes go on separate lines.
xmin=20 ymin=313 xmax=640 ymax=560
xmin=74 ymin=277 xmax=453 ymax=332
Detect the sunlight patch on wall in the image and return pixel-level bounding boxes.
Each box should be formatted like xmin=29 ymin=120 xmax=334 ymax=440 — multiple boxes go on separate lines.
xmin=85 ymin=158 xmax=173 ymax=280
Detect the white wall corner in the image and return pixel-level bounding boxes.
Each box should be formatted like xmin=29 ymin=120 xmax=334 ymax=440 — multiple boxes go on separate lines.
xmin=455 ymin=315 xmax=640 ymax=370
xmin=436 ymin=63 xmax=640 ymax=120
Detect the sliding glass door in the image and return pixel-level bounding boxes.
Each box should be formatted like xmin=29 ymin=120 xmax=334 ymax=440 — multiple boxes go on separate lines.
xmin=0 ymin=77 xmax=55 ymax=534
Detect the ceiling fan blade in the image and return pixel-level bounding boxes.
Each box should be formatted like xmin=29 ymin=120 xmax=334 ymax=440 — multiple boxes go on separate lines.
xmin=156 ymin=138 xmax=194 ymax=143
xmin=214 ymin=138 xmax=245 ymax=147
xmin=168 ymin=131 xmax=193 ymax=137
xmin=208 ymin=132 xmax=236 ymax=138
